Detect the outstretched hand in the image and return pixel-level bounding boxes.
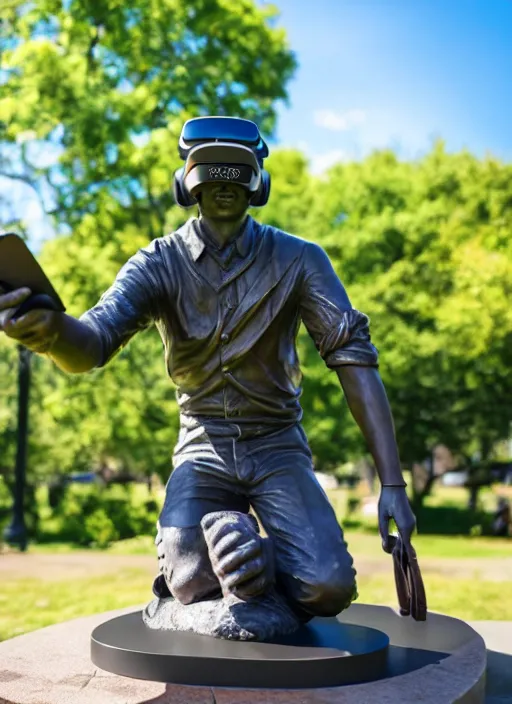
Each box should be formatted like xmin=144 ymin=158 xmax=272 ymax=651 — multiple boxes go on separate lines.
xmin=0 ymin=286 xmax=59 ymax=353
xmin=0 ymin=286 xmax=32 ymax=329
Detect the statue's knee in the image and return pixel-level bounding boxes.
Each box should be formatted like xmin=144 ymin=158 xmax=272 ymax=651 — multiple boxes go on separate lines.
xmin=167 ymin=563 xmax=219 ymax=605
xmin=156 ymin=524 xmax=220 ymax=605
xmin=291 ymin=566 xmax=357 ymax=617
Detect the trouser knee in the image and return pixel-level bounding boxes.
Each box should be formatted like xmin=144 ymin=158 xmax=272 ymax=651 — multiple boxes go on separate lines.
xmin=286 ymin=565 xmax=357 ymax=618
xmin=154 ymin=524 xmax=221 ymax=605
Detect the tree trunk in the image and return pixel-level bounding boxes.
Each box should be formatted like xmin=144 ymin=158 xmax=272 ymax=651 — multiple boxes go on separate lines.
xmin=468 ymin=484 xmax=479 ymax=512
xmin=411 ymin=452 xmax=436 ymax=510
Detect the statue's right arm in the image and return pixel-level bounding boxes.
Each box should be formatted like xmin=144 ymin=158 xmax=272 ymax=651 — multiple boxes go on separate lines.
xmin=0 ymin=287 xmax=103 ymax=373
xmin=0 ymin=242 xmax=166 ymax=374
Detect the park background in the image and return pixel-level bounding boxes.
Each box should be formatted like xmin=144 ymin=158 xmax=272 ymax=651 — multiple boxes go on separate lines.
xmin=0 ymin=0 xmax=511 ymax=644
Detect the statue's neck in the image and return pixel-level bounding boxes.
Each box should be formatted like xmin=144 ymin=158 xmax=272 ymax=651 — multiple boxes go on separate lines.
xmin=198 ymin=214 xmax=248 ymax=250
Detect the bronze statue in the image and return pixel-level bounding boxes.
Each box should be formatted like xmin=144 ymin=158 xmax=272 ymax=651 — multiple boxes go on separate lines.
xmin=0 ymin=117 xmax=426 ymax=640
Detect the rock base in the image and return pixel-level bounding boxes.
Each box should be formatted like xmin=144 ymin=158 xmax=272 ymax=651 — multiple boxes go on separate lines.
xmin=143 ymin=590 xmax=300 ymax=641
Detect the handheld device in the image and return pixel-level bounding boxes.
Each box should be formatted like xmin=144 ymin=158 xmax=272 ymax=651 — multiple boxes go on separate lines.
xmin=0 ymin=233 xmax=65 ymax=319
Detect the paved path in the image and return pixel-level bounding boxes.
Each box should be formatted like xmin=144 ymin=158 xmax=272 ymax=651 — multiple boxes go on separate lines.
xmin=2 ymin=550 xmax=512 ymax=582
xmin=468 ymin=621 xmax=512 ymax=704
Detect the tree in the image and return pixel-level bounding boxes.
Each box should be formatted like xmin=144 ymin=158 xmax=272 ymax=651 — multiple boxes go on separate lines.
xmin=305 ymin=144 xmax=512 ymax=500
xmin=0 ymin=0 xmax=296 ymax=248
xmin=0 ymin=0 xmax=297 ymax=490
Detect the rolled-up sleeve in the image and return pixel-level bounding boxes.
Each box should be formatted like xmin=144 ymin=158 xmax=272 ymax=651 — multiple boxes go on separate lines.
xmin=80 ymin=242 xmax=165 ymax=366
xmin=299 ymin=242 xmax=378 ymax=368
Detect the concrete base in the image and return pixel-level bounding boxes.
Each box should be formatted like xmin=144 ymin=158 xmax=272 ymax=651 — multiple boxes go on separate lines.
xmin=0 ymin=604 xmax=488 ymax=704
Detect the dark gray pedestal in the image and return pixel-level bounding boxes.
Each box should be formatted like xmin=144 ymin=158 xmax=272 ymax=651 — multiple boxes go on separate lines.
xmin=91 ymin=611 xmax=390 ymax=688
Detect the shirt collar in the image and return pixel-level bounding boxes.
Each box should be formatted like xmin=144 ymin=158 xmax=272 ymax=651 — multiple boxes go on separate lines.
xmin=184 ymin=216 xmax=254 ymax=262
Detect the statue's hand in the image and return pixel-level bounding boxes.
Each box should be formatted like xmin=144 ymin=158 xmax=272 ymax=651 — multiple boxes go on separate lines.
xmin=379 ymin=487 xmax=427 ymax=620
xmin=201 ymin=512 xmax=274 ymax=600
xmin=0 ymin=287 xmax=60 ymax=354
xmin=0 ymin=286 xmax=31 ymax=329
xmin=378 ymin=486 xmax=417 ymax=554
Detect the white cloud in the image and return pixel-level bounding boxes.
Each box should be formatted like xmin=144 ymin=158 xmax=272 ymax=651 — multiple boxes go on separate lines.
xmin=310 ymin=149 xmax=348 ymax=176
xmin=314 ymin=108 xmax=367 ymax=131
xmin=349 ymin=109 xmax=436 ymax=159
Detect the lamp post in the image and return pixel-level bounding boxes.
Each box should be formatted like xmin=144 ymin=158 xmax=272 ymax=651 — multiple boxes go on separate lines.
xmin=3 ymin=344 xmax=31 ymax=551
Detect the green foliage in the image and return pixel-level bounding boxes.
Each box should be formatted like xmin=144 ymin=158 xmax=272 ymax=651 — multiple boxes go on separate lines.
xmin=0 ymin=0 xmax=297 ymax=485
xmin=84 ymin=508 xmax=119 ymax=549
xmin=299 ymin=144 xmax=512 ymax=468
xmin=0 ymin=0 xmax=296 ymax=241
xmin=0 ymin=0 xmax=510 ymax=493
xmin=41 ymin=484 xmax=159 ymax=546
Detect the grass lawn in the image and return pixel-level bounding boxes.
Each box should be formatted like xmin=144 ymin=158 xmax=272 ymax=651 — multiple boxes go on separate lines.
xmin=0 ymin=569 xmax=152 ymax=641
xmin=1 ymin=486 xmax=511 ymax=642
xmin=1 ymin=562 xmax=511 ymax=643
xmin=27 ymin=529 xmax=512 ymax=559
xmin=345 ymin=531 xmax=512 ymax=559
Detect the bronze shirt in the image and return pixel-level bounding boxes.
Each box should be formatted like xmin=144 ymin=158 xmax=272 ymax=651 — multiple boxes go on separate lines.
xmin=80 ymin=216 xmax=378 ymax=427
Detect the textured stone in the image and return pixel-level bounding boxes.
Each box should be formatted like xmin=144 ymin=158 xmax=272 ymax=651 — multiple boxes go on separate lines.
xmin=143 ymin=589 xmax=300 ymax=641
xmin=0 ymin=606 xmax=213 ymax=704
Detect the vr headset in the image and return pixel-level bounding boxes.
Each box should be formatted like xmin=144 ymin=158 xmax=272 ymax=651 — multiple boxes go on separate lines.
xmin=173 ymin=116 xmax=271 ymax=208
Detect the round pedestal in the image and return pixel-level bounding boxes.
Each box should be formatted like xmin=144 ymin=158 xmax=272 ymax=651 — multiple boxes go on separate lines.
xmin=91 ymin=612 xmax=390 ymax=688
xmin=0 ymin=604 xmax=487 ymax=704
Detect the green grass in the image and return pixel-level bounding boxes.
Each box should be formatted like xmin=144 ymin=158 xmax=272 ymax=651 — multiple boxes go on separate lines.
xmin=2 ymin=485 xmax=511 ymax=643
xmin=0 ymin=569 xmax=152 ymax=642
xmin=26 ymin=528 xmax=511 ymax=560
xmin=2 ymin=565 xmax=511 ymax=643
xmin=24 ymin=531 xmax=512 ymax=565
xmin=356 ymin=573 xmax=512 ymax=621
xmin=344 ymin=531 xmax=512 ymax=559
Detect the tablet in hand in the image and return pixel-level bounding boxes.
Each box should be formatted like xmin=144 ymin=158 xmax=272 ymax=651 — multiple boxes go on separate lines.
xmin=0 ymin=233 xmax=65 ymax=312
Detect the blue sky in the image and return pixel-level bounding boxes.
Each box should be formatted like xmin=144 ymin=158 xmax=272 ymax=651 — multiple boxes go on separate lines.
xmin=4 ymin=0 xmax=512 ymax=245
xmin=266 ymin=0 xmax=512 ymax=173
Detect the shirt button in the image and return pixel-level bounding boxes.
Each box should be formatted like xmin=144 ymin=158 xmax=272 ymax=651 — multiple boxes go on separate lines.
xmin=221 ymin=333 xmax=229 ymax=343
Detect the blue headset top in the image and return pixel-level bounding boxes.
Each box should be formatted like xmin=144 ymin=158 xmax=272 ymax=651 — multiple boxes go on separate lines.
xmin=178 ymin=117 xmax=269 ymax=164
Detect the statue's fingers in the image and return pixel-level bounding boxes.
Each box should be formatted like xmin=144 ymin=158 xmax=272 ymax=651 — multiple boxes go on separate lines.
xmin=222 ymin=556 xmax=265 ymax=592
xmin=233 ymin=572 xmax=269 ymax=599
xmin=216 ymin=538 xmax=261 ymax=577
xmin=212 ymin=530 xmax=246 ymax=560
xmin=202 ymin=515 xmax=242 ymax=547
xmin=379 ymin=512 xmax=392 ymax=553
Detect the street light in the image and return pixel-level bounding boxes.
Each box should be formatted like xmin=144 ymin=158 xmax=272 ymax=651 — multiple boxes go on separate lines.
xmin=3 ymin=344 xmax=31 ymax=551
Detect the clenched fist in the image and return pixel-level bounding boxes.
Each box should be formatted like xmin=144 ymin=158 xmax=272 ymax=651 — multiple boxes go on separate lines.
xmin=201 ymin=511 xmax=275 ymax=600
xmin=0 ymin=286 xmax=60 ymax=354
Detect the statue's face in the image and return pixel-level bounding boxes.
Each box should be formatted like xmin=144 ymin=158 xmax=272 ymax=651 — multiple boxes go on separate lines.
xmin=196 ymin=182 xmax=251 ymax=221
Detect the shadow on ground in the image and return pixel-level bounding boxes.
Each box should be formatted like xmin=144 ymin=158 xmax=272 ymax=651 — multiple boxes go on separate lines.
xmin=486 ymin=650 xmax=512 ymax=703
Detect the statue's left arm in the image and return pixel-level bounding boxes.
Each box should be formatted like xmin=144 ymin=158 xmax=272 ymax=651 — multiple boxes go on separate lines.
xmin=299 ymin=242 xmax=416 ymax=553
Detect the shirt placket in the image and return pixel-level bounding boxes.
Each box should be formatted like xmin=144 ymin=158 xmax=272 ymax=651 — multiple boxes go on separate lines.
xmin=220 ymin=280 xmax=237 ymax=420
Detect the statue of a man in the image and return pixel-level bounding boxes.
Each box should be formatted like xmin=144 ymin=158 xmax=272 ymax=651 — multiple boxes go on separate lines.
xmin=0 ymin=117 xmax=418 ymax=639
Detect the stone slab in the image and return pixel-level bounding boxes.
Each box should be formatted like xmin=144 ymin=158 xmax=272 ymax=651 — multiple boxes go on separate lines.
xmin=0 ymin=604 xmax=487 ymax=704
xmin=467 ymin=621 xmax=512 ymax=655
